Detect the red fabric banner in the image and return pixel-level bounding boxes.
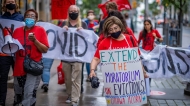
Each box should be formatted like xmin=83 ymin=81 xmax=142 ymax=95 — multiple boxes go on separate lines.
xmin=51 ymin=0 xmax=75 ymax=20
xmin=98 ymin=0 xmax=131 ymax=19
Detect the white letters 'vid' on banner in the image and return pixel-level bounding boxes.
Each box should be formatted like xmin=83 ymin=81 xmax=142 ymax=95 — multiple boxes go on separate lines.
xmin=0 ymin=19 xmax=99 ymax=63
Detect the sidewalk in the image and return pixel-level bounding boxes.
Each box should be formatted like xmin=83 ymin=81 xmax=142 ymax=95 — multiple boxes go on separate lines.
xmin=5 ymin=60 xmax=190 ymax=106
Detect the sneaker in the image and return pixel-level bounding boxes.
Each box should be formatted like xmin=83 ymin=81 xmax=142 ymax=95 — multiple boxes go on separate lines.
xmin=41 ymin=84 xmax=45 ymax=89
xmin=86 ymin=77 xmax=91 ymax=82
xmin=43 ymin=84 xmax=48 ymax=92
xmin=65 ymin=95 xmax=71 ymax=103
xmin=72 ymin=102 xmax=78 ymax=106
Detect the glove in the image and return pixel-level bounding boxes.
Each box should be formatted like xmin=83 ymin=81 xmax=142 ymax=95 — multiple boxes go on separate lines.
xmin=90 ymin=76 xmax=100 ymax=88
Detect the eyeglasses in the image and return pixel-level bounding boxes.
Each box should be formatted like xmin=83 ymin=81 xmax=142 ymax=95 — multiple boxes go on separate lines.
xmin=25 ymin=14 xmax=36 ymax=19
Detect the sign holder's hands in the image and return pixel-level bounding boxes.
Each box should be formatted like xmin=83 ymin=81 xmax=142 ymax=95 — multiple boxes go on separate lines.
xmin=89 ymin=69 xmax=96 ymax=78
xmin=77 ymin=27 xmax=83 ymax=31
xmin=63 ymin=25 xmax=68 ymax=30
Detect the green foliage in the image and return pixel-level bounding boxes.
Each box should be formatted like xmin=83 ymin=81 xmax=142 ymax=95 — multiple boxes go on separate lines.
xmin=78 ymin=0 xmax=102 ymax=18
xmin=149 ymin=1 xmax=161 ymax=16
xmin=162 ymin=0 xmax=187 ymax=12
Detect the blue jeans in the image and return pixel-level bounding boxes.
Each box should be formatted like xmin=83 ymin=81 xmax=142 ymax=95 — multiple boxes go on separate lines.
xmin=86 ymin=63 xmax=90 ymax=76
xmin=42 ymin=58 xmax=54 ymax=84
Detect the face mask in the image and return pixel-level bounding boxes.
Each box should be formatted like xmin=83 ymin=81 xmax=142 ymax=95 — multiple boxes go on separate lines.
xmin=110 ymin=31 xmax=121 ymax=39
xmin=25 ymin=18 xmax=35 ymax=28
xmin=88 ymin=15 xmax=95 ymax=20
xmin=6 ymin=3 xmax=16 ymax=10
xmin=69 ymin=13 xmax=78 ymax=20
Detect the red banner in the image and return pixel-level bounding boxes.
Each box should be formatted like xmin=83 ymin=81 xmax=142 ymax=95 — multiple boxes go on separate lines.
xmin=51 ymin=0 xmax=75 ymax=20
xmin=98 ymin=0 xmax=131 ymax=19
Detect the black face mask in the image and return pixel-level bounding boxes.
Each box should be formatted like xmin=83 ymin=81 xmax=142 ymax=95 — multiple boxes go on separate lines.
xmin=6 ymin=3 xmax=16 ymax=10
xmin=110 ymin=31 xmax=121 ymax=39
xmin=69 ymin=13 xmax=78 ymax=20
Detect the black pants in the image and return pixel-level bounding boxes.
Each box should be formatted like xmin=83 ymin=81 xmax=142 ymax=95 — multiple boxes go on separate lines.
xmin=0 ymin=56 xmax=14 ymax=105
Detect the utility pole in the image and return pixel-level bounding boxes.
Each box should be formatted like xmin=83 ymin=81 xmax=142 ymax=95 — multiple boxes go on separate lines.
xmin=0 ymin=0 xmax=2 ymax=15
xmin=144 ymin=0 xmax=149 ymax=19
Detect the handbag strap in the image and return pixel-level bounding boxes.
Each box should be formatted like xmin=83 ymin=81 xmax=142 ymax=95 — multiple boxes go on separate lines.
xmin=24 ymin=28 xmax=28 ymax=56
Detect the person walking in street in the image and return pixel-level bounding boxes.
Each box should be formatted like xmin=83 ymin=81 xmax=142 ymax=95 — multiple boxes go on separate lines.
xmin=138 ymin=19 xmax=163 ymax=87
xmin=138 ymin=19 xmax=163 ymax=51
xmin=90 ymin=16 xmax=148 ymax=81
xmin=0 ymin=0 xmax=23 ymax=105
xmin=97 ymin=10 xmax=137 ymax=48
xmin=84 ymin=10 xmax=99 ymax=82
xmin=60 ymin=5 xmax=87 ymax=106
xmin=98 ymin=1 xmax=118 ymax=35
xmin=12 ymin=9 xmax=49 ymax=106
xmin=41 ymin=58 xmax=54 ymax=92
xmin=124 ymin=13 xmax=134 ymax=33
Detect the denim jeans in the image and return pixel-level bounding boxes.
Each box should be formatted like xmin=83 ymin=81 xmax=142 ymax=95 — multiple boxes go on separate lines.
xmin=86 ymin=63 xmax=90 ymax=76
xmin=41 ymin=58 xmax=54 ymax=84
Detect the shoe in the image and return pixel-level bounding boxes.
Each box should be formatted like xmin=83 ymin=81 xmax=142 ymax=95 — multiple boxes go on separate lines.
xmin=42 ymin=84 xmax=48 ymax=92
xmin=72 ymin=102 xmax=78 ymax=106
xmin=41 ymin=84 xmax=45 ymax=89
xmin=65 ymin=95 xmax=71 ymax=103
xmin=86 ymin=77 xmax=91 ymax=82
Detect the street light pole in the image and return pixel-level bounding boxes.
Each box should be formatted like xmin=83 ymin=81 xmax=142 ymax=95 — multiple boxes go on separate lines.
xmin=144 ymin=0 xmax=148 ymax=19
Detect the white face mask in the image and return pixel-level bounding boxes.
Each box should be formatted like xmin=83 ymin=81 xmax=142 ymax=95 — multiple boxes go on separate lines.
xmin=87 ymin=15 xmax=95 ymax=20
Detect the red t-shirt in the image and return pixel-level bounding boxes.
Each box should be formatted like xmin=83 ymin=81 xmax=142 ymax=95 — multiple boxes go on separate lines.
xmin=138 ymin=29 xmax=161 ymax=51
xmin=12 ymin=26 xmax=49 ymax=76
xmin=94 ymin=34 xmax=136 ymax=59
xmin=97 ymin=27 xmax=136 ymax=48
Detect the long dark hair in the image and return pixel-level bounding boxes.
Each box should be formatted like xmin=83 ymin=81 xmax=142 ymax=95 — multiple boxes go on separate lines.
xmin=142 ymin=19 xmax=153 ymax=39
xmin=107 ymin=10 xmax=127 ymax=33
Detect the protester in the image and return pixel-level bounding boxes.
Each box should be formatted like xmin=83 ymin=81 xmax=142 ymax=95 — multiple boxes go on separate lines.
xmin=84 ymin=10 xmax=98 ymax=82
xmin=11 ymin=9 xmax=49 ymax=106
xmin=169 ymin=21 xmax=178 ymax=46
xmin=124 ymin=13 xmax=134 ymax=32
xmin=98 ymin=1 xmax=118 ymax=35
xmin=60 ymin=5 xmax=87 ymax=106
xmin=90 ymin=16 xmax=148 ymax=80
xmin=0 ymin=0 xmax=23 ymax=105
xmin=97 ymin=10 xmax=137 ymax=48
xmin=41 ymin=58 xmax=54 ymax=92
xmin=138 ymin=19 xmax=163 ymax=51
xmin=138 ymin=19 xmax=163 ymax=87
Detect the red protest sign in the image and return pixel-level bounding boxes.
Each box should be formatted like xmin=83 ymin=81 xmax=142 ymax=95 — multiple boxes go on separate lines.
xmin=51 ymin=0 xmax=75 ymax=20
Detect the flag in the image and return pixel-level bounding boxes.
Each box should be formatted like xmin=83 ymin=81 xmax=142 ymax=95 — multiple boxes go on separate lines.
xmin=111 ymin=0 xmax=131 ymax=11
xmin=98 ymin=0 xmax=131 ymax=19
xmin=51 ymin=0 xmax=75 ymax=20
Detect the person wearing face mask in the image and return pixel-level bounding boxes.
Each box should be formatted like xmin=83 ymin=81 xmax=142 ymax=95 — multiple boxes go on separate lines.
xmin=138 ymin=19 xmax=163 ymax=88
xmin=0 ymin=0 xmax=24 ymax=21
xmin=84 ymin=10 xmax=99 ymax=82
xmin=90 ymin=16 xmax=148 ymax=85
xmin=60 ymin=5 xmax=87 ymax=106
xmin=10 ymin=9 xmax=49 ymax=106
xmin=97 ymin=1 xmax=118 ymax=35
xmin=0 ymin=0 xmax=24 ymax=106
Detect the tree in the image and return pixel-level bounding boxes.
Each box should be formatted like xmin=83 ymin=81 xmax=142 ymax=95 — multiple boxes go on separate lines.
xmin=78 ymin=0 xmax=102 ymax=18
xmin=149 ymin=1 xmax=161 ymax=16
xmin=162 ymin=0 xmax=188 ymax=28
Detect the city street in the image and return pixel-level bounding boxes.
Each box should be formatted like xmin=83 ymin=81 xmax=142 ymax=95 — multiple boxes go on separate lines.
xmin=5 ymin=22 xmax=190 ymax=106
xmin=6 ymin=59 xmax=190 ymax=106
